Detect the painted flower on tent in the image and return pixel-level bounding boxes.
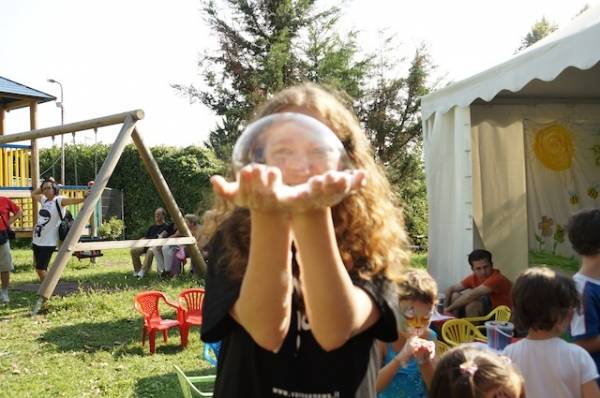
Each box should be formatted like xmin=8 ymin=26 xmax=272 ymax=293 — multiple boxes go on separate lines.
xmin=538 ymin=216 xmax=554 ymax=237
xmin=554 ymin=224 xmax=565 ymax=244
xmin=552 ymin=224 xmax=566 ymax=255
xmin=588 ymin=185 xmax=599 ymax=199
xmin=569 ymin=192 xmax=580 ymax=205
xmin=591 ymin=144 xmax=600 ymax=166
xmin=533 ymin=123 xmax=574 ymax=171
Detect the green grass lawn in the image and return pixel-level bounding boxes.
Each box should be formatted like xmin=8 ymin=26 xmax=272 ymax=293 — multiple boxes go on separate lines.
xmin=0 ymin=248 xmax=213 ymax=398
xmin=529 ymin=250 xmax=580 ymax=275
xmin=0 ymin=247 xmax=580 ymax=397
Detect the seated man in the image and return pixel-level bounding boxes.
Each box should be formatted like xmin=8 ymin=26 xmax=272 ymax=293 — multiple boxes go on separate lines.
xmin=443 ymin=249 xmax=512 ymax=317
xmin=131 ymin=207 xmax=170 ymax=278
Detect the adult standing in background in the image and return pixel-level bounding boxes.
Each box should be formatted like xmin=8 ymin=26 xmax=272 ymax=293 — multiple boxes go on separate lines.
xmin=0 ymin=195 xmax=23 ymax=303
xmin=31 ymin=178 xmax=86 ymax=282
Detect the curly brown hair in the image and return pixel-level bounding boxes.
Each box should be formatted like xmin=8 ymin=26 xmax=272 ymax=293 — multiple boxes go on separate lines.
xmin=202 ymin=83 xmax=410 ymax=281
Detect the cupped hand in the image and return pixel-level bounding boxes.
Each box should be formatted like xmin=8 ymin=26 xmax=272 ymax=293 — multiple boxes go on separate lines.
xmin=210 ymin=164 xmax=289 ymax=213
xmin=395 ymin=337 xmax=435 ymax=366
xmin=211 ymin=166 xmax=366 ymax=212
xmin=279 ymin=169 xmax=366 ymax=212
xmin=412 ymin=339 xmax=435 ymax=363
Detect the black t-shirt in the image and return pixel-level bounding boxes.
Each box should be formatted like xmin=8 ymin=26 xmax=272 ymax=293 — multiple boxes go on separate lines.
xmin=201 ymin=233 xmax=399 ymax=398
xmin=144 ymin=223 xmax=172 ymax=239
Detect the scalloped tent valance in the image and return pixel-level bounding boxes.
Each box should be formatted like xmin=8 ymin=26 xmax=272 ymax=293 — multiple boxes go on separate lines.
xmin=421 ymin=5 xmax=600 ymax=120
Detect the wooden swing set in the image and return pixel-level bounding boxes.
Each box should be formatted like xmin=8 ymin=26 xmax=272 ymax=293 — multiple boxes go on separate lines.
xmin=0 ymin=109 xmax=207 ymax=315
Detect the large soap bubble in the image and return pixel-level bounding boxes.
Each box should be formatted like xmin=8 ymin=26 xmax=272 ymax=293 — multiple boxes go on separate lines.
xmin=232 ymin=112 xmax=353 ymax=186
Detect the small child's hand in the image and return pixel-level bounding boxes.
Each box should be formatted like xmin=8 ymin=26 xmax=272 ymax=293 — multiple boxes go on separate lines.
xmin=394 ymin=337 xmax=434 ymax=367
xmin=394 ymin=336 xmax=419 ymax=366
xmin=412 ymin=339 xmax=435 ymax=364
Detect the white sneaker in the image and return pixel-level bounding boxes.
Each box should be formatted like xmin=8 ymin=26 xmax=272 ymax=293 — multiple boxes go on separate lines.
xmin=1 ymin=290 xmax=9 ymax=303
xmin=136 ymin=270 xmax=145 ymax=279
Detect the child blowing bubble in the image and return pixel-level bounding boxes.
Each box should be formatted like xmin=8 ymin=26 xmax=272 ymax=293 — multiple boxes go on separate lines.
xmin=200 ymin=83 xmax=410 ymax=397
xmin=376 ymin=270 xmax=438 ymax=398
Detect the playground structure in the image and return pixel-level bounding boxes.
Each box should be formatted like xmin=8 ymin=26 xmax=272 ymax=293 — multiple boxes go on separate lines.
xmin=0 ymin=143 xmax=99 ymax=237
xmin=0 ymin=110 xmax=207 ymax=314
xmin=1 ymin=78 xmax=206 ymax=314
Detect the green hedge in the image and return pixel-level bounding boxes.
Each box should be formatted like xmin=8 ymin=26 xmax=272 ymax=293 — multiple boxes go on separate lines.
xmin=40 ymin=144 xmax=225 ymax=238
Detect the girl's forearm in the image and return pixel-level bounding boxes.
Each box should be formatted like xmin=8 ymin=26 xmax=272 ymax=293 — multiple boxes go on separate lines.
xmin=291 ymin=208 xmax=376 ymax=351
xmin=232 ymin=211 xmax=293 ymax=352
xmin=376 ymin=353 xmax=405 ymax=392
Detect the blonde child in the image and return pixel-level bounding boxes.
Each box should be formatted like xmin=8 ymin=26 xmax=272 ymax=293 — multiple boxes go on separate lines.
xmin=504 ymin=267 xmax=600 ymax=398
xmin=200 ymin=83 xmax=410 ymax=397
xmin=376 ymin=269 xmax=437 ymax=398
xmin=430 ymin=346 xmax=525 ymax=398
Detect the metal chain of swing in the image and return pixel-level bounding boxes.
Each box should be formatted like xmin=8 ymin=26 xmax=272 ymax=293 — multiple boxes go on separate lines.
xmin=72 ymin=132 xmax=78 ymax=186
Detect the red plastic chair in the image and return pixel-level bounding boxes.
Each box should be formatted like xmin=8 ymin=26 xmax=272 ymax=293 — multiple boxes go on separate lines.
xmin=178 ymin=288 xmax=206 ymax=347
xmin=134 ymin=291 xmax=183 ymax=354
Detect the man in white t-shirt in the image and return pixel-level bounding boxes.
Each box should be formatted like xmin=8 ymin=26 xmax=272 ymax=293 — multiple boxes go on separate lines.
xmin=31 ymin=179 xmax=86 ymax=281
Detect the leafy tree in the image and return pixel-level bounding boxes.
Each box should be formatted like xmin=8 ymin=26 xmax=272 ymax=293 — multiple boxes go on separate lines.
xmin=358 ymin=41 xmax=434 ymax=249
xmin=174 ymin=0 xmax=435 ymax=247
xmin=517 ymin=17 xmax=558 ymax=52
xmin=172 ymin=0 xmax=370 ymax=160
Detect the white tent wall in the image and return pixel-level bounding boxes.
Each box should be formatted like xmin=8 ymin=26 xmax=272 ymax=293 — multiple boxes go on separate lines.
xmin=423 ymin=106 xmax=473 ymax=291
xmin=470 ymin=105 xmax=529 ymax=282
xmin=425 ymin=103 xmax=600 ymax=289
xmin=421 ymin=5 xmax=600 ymax=289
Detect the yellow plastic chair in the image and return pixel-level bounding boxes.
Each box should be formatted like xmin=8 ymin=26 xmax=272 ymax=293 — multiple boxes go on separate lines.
xmin=174 ymin=365 xmax=216 ymax=398
xmin=441 ymin=318 xmax=487 ymax=347
xmin=435 ymin=339 xmax=452 ymax=357
xmin=463 ymin=305 xmax=512 ymax=332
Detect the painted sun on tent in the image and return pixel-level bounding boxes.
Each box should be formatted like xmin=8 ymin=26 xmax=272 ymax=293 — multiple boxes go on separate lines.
xmin=533 ymin=123 xmax=574 ymax=171
xmin=525 ymin=119 xmax=600 ymax=258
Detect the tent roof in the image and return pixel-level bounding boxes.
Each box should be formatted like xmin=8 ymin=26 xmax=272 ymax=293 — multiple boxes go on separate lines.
xmin=0 ymin=76 xmax=55 ymax=110
xmin=421 ymin=6 xmax=600 ymax=120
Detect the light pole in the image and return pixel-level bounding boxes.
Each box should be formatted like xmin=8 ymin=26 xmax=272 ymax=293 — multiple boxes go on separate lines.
xmin=47 ymin=78 xmax=65 ymax=184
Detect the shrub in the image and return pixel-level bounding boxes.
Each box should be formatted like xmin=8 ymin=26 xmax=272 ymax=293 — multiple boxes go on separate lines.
xmin=98 ymin=217 xmax=125 ymax=240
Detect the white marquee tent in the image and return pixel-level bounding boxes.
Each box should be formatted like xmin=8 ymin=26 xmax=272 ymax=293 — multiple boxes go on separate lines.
xmin=422 ymin=6 xmax=600 ymax=290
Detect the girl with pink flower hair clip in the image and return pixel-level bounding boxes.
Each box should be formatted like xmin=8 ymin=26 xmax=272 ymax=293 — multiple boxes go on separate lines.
xmin=430 ymin=346 xmax=525 ymax=398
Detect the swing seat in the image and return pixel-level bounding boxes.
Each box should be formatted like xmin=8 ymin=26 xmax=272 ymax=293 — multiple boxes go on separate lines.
xmin=73 ymin=250 xmax=103 ymax=260
xmin=73 ymin=236 xmax=105 ymax=260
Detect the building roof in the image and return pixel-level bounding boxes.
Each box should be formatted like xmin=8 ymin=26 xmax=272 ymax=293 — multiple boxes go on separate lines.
xmin=0 ymin=76 xmax=56 ymax=110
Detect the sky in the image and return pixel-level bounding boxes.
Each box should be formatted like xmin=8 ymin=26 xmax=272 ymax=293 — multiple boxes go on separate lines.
xmin=2 ymin=0 xmax=598 ymax=149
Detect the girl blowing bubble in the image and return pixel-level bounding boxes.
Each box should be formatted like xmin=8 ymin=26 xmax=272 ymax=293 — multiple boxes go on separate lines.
xmin=200 ymin=83 xmax=410 ymax=397
xmin=376 ymin=270 xmax=438 ymax=398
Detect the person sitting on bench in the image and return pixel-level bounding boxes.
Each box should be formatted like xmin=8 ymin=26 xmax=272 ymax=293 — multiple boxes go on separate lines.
xmin=131 ymin=207 xmax=171 ymax=278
